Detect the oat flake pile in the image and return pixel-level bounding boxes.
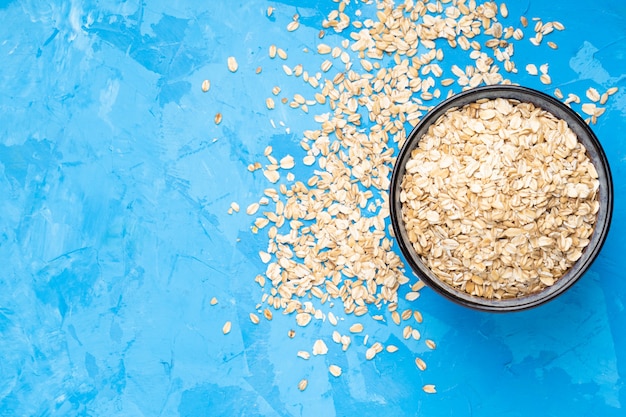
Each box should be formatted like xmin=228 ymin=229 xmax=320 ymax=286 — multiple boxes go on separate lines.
xmin=399 ymin=97 xmax=600 ymax=299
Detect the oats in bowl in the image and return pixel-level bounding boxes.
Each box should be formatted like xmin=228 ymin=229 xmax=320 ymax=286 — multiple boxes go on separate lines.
xmin=389 ymin=86 xmax=613 ymax=312
xmin=400 ymin=97 xmax=599 ymax=299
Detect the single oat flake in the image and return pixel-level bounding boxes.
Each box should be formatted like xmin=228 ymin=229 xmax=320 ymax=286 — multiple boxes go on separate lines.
xmin=222 ymin=321 xmax=232 ymax=335
xmin=298 ymin=379 xmax=308 ymax=391
xmin=329 ymin=365 xmax=342 ymax=377
xmin=423 ymin=384 xmax=437 ymax=394
xmin=227 ymin=56 xmax=238 ymax=72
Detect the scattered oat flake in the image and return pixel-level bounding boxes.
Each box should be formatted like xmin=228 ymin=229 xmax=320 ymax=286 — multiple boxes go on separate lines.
xmin=386 ymin=345 xmax=399 ymax=353
xmin=227 ymin=56 xmax=238 ymax=72
xmin=414 ymin=310 xmax=423 ymax=323
xmin=354 ymin=306 xmax=368 ymax=316
xmin=263 ymin=169 xmax=280 ymax=183
xmin=564 ymin=93 xmax=581 ymax=105
xmin=317 ymin=44 xmax=331 ymax=54
xmin=296 ymin=312 xmax=312 ymax=327
xmin=426 ymin=339 xmax=437 ymax=350
xmin=201 ymin=79 xmax=210 ymax=92
xmin=554 ymin=88 xmax=563 ymax=99
xmin=210 ymin=297 xmax=218 ymax=306
xmin=403 ymin=325 xmax=412 ymax=340
xmin=312 ymin=339 xmax=328 ymax=355
xmin=525 ymin=64 xmax=538 ymax=75
xmin=279 ymin=155 xmax=295 ymax=169
xmin=499 ymin=3 xmax=508 ymax=18
xmin=222 ymin=321 xmax=232 ymax=334
xmin=582 ymin=103 xmax=597 ymax=115
xmin=586 ymin=87 xmax=601 ymax=102
xmin=287 ymin=21 xmax=300 ymax=31
xmin=247 ymin=203 xmax=260 ymax=215
xmin=214 ymin=113 xmax=223 ymax=125
xmin=412 ymin=281 xmax=426 ymax=291
xmin=391 ymin=311 xmax=401 ymax=325
xmin=249 ymin=313 xmax=260 ymax=324
xmin=423 ymin=384 xmax=437 ymax=394
xmin=329 ymin=365 xmax=342 ymax=377
xmin=328 ymin=312 xmax=338 ymax=326
xmin=321 ymin=60 xmax=333 ymax=72
xmin=254 ymin=274 xmax=265 ymax=287
xmin=259 ymin=250 xmax=272 ymax=264
xmin=340 ymin=335 xmax=351 ymax=351
xmin=405 ymin=292 xmax=420 ymax=301
xmin=349 ymin=323 xmax=364 ymax=333
xmin=298 ymin=379 xmax=308 ymax=391
xmin=297 ymin=351 xmax=310 ymax=360
xmin=600 ymin=93 xmax=609 ymax=105
xmin=267 ymin=6 xmax=274 ymax=17
xmin=415 ymin=357 xmax=427 ymax=371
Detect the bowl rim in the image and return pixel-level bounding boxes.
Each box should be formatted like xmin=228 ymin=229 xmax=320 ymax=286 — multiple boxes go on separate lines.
xmin=389 ymin=85 xmax=614 ymax=312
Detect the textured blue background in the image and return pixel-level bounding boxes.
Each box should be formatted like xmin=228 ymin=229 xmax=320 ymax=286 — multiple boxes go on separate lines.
xmin=0 ymin=0 xmax=625 ymax=416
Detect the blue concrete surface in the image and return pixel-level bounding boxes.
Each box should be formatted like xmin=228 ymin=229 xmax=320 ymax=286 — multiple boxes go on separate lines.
xmin=0 ymin=0 xmax=625 ymax=416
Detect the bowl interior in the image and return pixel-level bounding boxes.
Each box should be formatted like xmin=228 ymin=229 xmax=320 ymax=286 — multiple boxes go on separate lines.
xmin=389 ymin=85 xmax=614 ymax=312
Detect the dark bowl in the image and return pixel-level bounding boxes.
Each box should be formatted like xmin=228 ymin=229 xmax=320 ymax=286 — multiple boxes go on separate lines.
xmin=389 ymin=85 xmax=613 ymax=312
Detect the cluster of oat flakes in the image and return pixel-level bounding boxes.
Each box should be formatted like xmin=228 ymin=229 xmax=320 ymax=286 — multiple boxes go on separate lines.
xmin=201 ymin=0 xmax=618 ymax=394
